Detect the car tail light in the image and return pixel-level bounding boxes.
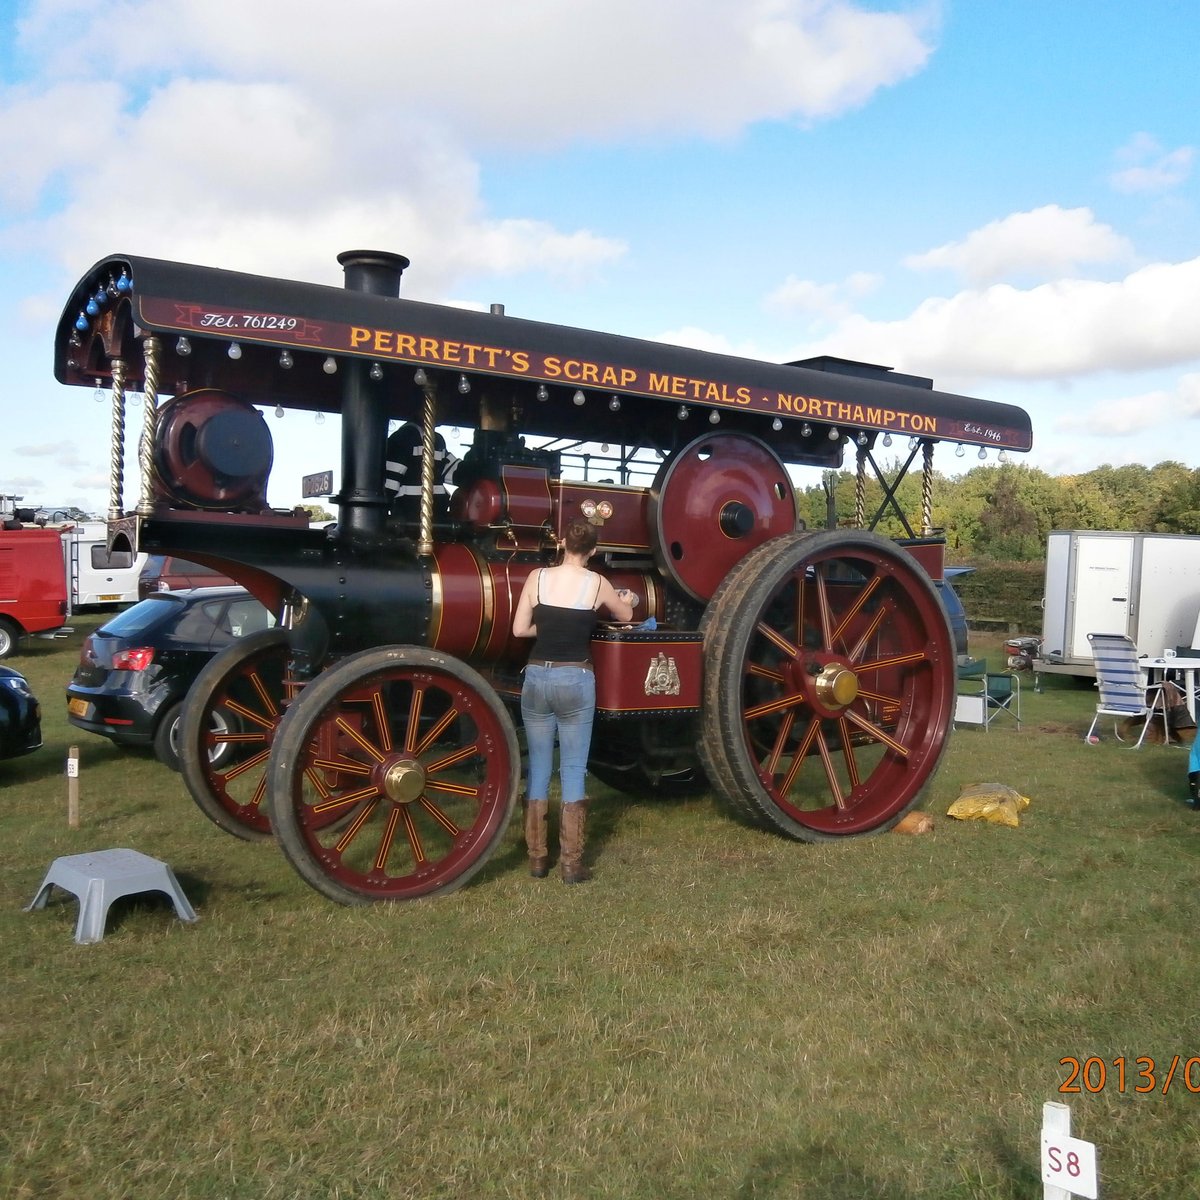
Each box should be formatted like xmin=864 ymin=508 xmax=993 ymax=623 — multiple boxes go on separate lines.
xmin=112 ymin=647 xmax=155 ymax=671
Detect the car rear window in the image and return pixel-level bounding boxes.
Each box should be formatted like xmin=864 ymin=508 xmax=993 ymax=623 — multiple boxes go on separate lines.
xmin=171 ymin=598 xmax=232 ymax=643
xmin=98 ymin=595 xmax=185 ymax=637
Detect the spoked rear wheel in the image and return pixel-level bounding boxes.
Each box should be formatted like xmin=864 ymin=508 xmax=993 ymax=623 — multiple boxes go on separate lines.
xmin=179 ymin=629 xmax=291 ymax=841
xmin=267 ymin=646 xmax=520 ymax=904
xmin=699 ymin=530 xmax=955 ymax=840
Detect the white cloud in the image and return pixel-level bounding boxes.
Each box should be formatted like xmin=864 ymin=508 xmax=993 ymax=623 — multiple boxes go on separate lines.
xmin=0 ymin=74 xmax=626 ymax=296
xmin=1052 ymin=373 xmax=1200 ymax=443
xmin=4 ymin=2 xmax=935 ymax=296
xmin=651 ymin=325 xmax=752 ymax=357
xmin=803 ymin=255 xmax=1200 ymax=384
xmin=1110 ymin=132 xmax=1194 ymax=194
xmin=764 ymin=271 xmax=883 ymax=320
xmin=904 ymin=206 xmax=1132 ymax=286
xmin=15 ymin=1 xmax=938 ymax=147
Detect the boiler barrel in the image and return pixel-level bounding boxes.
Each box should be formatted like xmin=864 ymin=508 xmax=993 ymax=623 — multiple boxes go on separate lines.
xmin=427 ymin=545 xmax=663 ymax=664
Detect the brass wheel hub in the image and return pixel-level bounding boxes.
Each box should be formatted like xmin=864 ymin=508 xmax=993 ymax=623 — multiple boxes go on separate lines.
xmin=814 ymin=663 xmax=859 ymax=710
xmin=383 ymin=759 xmax=426 ymax=804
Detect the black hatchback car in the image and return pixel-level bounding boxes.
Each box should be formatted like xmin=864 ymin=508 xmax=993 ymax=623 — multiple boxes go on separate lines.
xmin=66 ymin=587 xmax=274 ymax=770
xmin=1 ymin=665 xmax=42 ymax=760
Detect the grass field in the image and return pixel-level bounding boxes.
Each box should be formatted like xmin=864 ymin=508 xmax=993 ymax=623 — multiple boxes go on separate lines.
xmin=3 ymin=620 xmax=1199 ymax=1199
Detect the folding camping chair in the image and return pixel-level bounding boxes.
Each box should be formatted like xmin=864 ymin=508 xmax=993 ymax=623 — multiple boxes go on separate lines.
xmin=954 ymin=657 xmax=1021 ymax=730
xmin=1085 ymin=632 xmax=1178 ymax=748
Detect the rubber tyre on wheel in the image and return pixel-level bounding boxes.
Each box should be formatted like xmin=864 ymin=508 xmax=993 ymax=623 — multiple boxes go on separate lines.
xmin=267 ymin=645 xmax=520 ymax=905
xmin=0 ymin=617 xmax=19 ymax=660
xmin=699 ymin=529 xmax=955 ymax=840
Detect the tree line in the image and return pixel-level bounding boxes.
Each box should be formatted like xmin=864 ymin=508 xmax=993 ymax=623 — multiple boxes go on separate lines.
xmin=796 ymin=459 xmax=1200 ymax=563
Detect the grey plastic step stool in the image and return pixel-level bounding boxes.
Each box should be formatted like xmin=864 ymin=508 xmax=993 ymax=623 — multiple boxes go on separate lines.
xmin=26 ymin=848 xmax=199 ymax=944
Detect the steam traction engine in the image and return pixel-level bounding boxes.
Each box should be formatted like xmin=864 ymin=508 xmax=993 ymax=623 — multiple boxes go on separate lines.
xmin=54 ymin=251 xmax=1033 ymax=905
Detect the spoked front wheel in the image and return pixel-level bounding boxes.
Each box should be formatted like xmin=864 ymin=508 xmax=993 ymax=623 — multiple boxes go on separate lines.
xmin=179 ymin=629 xmax=291 ymax=841
xmin=267 ymin=645 xmax=520 ymax=904
xmin=699 ymin=530 xmax=955 ymax=840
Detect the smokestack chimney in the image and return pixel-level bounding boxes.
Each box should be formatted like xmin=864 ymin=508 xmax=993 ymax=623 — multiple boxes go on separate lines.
xmin=337 ymin=250 xmax=411 ymax=298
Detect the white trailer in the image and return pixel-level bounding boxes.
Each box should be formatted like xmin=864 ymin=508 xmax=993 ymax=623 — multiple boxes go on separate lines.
xmin=1036 ymin=530 xmax=1200 ymax=680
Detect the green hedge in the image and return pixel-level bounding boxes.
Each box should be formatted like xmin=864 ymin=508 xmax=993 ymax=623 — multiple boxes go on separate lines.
xmin=948 ymin=560 xmax=1044 ymax=635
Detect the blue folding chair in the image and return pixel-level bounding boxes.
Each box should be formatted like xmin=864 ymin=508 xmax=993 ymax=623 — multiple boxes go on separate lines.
xmin=1085 ymin=632 xmax=1175 ymax=748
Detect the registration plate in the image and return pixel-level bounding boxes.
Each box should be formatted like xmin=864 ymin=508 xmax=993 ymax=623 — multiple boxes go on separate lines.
xmin=68 ymin=698 xmax=90 ymax=718
xmin=99 ymin=594 xmax=120 ymax=602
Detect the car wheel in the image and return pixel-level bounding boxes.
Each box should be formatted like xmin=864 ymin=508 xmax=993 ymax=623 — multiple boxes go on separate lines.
xmin=0 ymin=618 xmax=18 ymax=660
xmin=154 ymin=701 xmax=235 ymax=772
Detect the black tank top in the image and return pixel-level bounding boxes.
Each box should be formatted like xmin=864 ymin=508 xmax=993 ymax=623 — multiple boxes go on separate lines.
xmin=530 ymin=569 xmax=601 ymax=661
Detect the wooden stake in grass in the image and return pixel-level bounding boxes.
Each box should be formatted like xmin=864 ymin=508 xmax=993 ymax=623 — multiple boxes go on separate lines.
xmin=67 ymin=745 xmax=80 ymax=829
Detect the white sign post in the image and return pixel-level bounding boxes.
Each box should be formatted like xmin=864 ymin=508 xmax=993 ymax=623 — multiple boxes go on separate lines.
xmin=1041 ymin=1101 xmax=1098 ymax=1199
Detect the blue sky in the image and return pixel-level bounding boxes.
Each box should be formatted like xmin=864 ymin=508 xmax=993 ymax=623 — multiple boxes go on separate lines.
xmin=2 ymin=0 xmax=1199 ymax=513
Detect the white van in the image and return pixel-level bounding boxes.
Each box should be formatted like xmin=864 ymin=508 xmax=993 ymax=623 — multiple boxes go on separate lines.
xmin=63 ymin=522 xmax=147 ymax=608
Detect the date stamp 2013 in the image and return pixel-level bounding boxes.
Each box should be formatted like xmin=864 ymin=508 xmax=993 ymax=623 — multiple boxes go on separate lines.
xmin=1060 ymin=1056 xmax=1200 ymax=1095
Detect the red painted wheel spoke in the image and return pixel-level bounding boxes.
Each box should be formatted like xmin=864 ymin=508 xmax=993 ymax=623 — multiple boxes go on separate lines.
xmin=813 ymin=569 xmax=835 ymax=649
xmin=755 ymin=621 xmax=800 ymax=661
xmin=303 ymin=766 xmax=335 ymax=799
xmin=812 ymin=726 xmax=848 ymax=808
xmin=404 ymin=685 xmax=425 ymax=754
xmin=426 ymin=743 xmax=479 ymax=773
xmin=371 ymin=689 xmax=394 ymax=754
xmin=316 ymin=785 xmax=382 ymax=816
xmin=838 ymin=717 xmax=862 ymax=790
xmin=334 ymin=715 xmax=387 ymax=763
xmin=830 ymin=574 xmax=882 ymax=645
xmin=426 ymin=778 xmax=479 ymax=799
xmin=247 ymin=773 xmax=267 ymax=811
xmin=415 ymin=705 xmax=460 ymax=756
xmin=334 ymin=797 xmax=381 ymax=851
xmin=745 ymin=690 xmax=807 ymax=721
xmin=857 ymin=649 xmax=928 ymax=673
xmin=374 ymin=807 xmax=403 ymax=872
xmin=311 ymin=755 xmax=372 ymax=776
xmin=224 ymin=697 xmax=275 ymax=732
xmin=764 ymin=710 xmax=796 ymax=775
xmin=779 ymin=716 xmax=821 ymax=795
xmin=847 ymin=603 xmax=890 ymax=662
xmin=748 ymin=660 xmax=786 ymax=684
xmin=399 ymin=806 xmax=425 ymax=864
xmin=842 ymin=708 xmax=910 ymax=756
xmin=220 ymin=747 xmax=271 ymax=783
xmin=210 ymin=731 xmax=267 ymax=747
xmin=417 ymin=796 xmax=461 ymax=837
xmin=248 ymin=670 xmax=279 ymax=718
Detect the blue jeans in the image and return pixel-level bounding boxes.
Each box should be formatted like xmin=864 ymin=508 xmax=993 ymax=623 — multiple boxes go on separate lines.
xmin=521 ymin=665 xmax=595 ymax=804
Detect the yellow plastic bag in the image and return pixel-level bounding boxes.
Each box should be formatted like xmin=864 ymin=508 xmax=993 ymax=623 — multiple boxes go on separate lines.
xmin=946 ymin=782 xmax=1031 ymax=828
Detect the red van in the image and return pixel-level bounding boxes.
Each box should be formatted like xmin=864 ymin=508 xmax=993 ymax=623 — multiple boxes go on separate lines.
xmin=0 ymin=526 xmax=72 ymax=658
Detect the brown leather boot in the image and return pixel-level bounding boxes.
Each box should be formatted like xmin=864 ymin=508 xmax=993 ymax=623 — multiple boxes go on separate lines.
xmin=524 ymin=799 xmax=550 ymax=877
xmin=559 ymin=800 xmax=591 ymax=884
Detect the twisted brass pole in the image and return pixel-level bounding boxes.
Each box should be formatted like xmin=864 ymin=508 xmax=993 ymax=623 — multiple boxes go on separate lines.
xmin=921 ymin=440 xmax=934 ymax=535
xmin=107 ymin=358 xmax=126 ymax=520
xmin=854 ymin=445 xmax=867 ymax=528
xmin=418 ymin=382 xmax=438 ymax=557
xmin=136 ymin=336 xmax=161 ymax=517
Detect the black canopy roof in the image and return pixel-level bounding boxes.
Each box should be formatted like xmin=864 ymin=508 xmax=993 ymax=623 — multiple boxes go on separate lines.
xmin=56 ymin=253 xmax=1033 ymax=460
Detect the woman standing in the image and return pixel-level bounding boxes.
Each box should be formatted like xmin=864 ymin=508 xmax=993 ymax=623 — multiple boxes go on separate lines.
xmin=512 ymin=519 xmax=636 ymax=882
